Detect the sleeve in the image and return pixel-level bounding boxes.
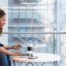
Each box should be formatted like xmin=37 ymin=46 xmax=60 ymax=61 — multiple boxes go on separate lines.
xmin=0 ymin=43 xmax=4 ymax=47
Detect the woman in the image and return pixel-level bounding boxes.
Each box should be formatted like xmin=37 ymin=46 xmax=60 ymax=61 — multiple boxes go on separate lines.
xmin=0 ymin=9 xmax=22 ymax=66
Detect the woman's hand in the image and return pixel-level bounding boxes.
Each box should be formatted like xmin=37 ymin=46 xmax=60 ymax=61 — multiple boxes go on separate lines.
xmin=0 ymin=47 xmax=22 ymax=56
xmin=11 ymin=52 xmax=22 ymax=56
xmin=12 ymin=44 xmax=22 ymax=50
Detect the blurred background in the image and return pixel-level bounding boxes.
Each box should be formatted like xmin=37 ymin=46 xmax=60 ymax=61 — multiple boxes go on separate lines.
xmin=0 ymin=0 xmax=66 ymax=66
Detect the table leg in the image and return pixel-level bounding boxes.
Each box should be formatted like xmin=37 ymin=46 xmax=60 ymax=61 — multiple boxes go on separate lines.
xmin=41 ymin=63 xmax=45 ymax=66
xmin=34 ymin=62 xmax=39 ymax=66
xmin=11 ymin=60 xmax=16 ymax=66
xmin=53 ymin=61 xmax=58 ymax=66
xmin=17 ymin=62 xmax=39 ymax=66
xmin=11 ymin=60 xmax=14 ymax=66
xmin=13 ymin=61 xmax=16 ymax=66
xmin=26 ymin=62 xmax=34 ymax=66
xmin=41 ymin=62 xmax=58 ymax=66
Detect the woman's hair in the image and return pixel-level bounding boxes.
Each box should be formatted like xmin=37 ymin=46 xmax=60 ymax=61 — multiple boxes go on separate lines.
xmin=0 ymin=9 xmax=6 ymax=34
xmin=0 ymin=9 xmax=6 ymax=17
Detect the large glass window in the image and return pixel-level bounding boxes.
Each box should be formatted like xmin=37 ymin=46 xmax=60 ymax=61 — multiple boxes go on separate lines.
xmin=8 ymin=0 xmax=56 ymax=54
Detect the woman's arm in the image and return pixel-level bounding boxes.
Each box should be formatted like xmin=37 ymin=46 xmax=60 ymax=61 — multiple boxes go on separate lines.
xmin=2 ymin=45 xmax=14 ymax=49
xmin=0 ymin=47 xmax=22 ymax=56
xmin=2 ymin=44 xmax=21 ymax=50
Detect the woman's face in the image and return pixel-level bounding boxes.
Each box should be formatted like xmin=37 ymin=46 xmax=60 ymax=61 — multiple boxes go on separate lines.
xmin=0 ymin=16 xmax=6 ymax=27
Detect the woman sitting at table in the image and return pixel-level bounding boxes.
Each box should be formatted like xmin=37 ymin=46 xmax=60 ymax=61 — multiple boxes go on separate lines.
xmin=0 ymin=9 xmax=22 ymax=66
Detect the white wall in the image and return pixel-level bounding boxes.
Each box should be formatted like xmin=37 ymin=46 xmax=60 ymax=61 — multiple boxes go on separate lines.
xmin=0 ymin=0 xmax=8 ymax=44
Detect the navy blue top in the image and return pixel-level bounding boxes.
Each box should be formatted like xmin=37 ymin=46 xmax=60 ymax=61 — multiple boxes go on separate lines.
xmin=0 ymin=43 xmax=3 ymax=47
xmin=0 ymin=43 xmax=11 ymax=66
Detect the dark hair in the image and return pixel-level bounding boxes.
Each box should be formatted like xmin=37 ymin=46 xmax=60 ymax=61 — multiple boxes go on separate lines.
xmin=0 ymin=9 xmax=6 ymax=17
xmin=0 ymin=9 xmax=6 ymax=34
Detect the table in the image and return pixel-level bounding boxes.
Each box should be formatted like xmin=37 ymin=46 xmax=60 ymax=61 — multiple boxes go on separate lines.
xmin=11 ymin=53 xmax=61 ymax=66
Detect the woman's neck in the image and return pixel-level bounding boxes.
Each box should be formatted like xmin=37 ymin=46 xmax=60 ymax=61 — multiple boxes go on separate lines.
xmin=0 ymin=27 xmax=3 ymax=34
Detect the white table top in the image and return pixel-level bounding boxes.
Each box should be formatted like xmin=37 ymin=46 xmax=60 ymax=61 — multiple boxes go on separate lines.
xmin=12 ymin=53 xmax=61 ymax=62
